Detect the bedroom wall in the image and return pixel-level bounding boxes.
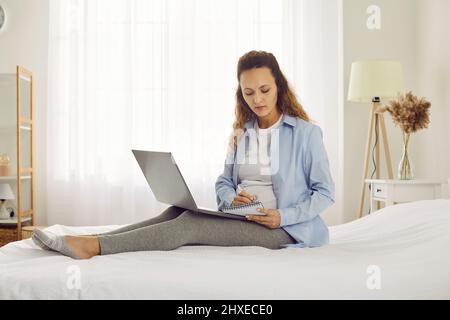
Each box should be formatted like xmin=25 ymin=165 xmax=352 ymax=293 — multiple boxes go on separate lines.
xmin=413 ymin=0 xmax=450 ymax=194
xmin=342 ymin=0 xmax=420 ymax=222
xmin=0 ymin=0 xmax=49 ymax=225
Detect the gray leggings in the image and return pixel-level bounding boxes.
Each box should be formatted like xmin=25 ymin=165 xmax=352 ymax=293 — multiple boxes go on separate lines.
xmin=97 ymin=206 xmax=296 ymax=255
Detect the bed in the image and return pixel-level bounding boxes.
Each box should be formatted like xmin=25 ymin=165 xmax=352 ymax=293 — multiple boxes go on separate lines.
xmin=1 ymin=199 xmax=449 ymax=299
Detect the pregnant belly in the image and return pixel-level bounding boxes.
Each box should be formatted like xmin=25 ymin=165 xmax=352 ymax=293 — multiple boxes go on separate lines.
xmin=241 ymin=185 xmax=278 ymax=209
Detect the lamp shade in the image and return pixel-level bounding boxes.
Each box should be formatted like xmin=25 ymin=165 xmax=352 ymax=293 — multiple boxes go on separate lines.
xmin=348 ymin=60 xmax=403 ymax=103
xmin=0 ymin=183 xmax=15 ymax=200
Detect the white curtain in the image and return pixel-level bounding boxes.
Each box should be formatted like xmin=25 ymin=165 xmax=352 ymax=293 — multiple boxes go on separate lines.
xmin=46 ymin=0 xmax=343 ymax=226
xmin=293 ymin=0 xmax=344 ymax=225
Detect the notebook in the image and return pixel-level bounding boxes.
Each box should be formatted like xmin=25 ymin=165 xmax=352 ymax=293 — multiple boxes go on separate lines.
xmin=220 ymin=200 xmax=265 ymax=216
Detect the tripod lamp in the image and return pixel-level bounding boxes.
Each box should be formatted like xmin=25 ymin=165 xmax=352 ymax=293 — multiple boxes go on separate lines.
xmin=347 ymin=60 xmax=404 ymax=219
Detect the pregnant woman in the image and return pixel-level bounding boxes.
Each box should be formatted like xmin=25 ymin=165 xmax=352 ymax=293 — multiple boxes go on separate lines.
xmin=32 ymin=50 xmax=335 ymax=259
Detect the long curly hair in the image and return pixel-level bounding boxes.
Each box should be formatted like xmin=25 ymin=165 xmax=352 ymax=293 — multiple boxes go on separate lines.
xmin=229 ymin=50 xmax=310 ymax=150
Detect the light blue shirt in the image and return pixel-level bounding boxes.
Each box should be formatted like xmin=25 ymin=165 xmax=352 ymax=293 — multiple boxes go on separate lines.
xmin=215 ymin=113 xmax=335 ymax=248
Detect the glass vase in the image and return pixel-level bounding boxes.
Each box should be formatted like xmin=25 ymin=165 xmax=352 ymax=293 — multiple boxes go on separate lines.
xmin=398 ymin=132 xmax=414 ymax=180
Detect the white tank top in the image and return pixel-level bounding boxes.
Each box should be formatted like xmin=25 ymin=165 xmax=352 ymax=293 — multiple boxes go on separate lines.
xmin=237 ymin=114 xmax=283 ymax=209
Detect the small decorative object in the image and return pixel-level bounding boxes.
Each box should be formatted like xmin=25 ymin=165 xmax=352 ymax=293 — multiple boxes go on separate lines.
xmin=0 ymin=154 xmax=12 ymax=176
xmin=383 ymin=91 xmax=431 ymax=180
xmin=0 ymin=184 xmax=15 ymax=220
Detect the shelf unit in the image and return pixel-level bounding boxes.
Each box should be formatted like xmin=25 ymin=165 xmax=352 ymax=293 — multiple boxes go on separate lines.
xmin=0 ymin=66 xmax=34 ymax=245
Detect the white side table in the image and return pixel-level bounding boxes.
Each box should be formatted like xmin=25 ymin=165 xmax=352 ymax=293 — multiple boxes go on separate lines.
xmin=365 ymin=179 xmax=444 ymax=214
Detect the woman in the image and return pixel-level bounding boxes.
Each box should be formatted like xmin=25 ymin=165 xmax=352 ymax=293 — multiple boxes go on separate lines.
xmin=32 ymin=50 xmax=335 ymax=259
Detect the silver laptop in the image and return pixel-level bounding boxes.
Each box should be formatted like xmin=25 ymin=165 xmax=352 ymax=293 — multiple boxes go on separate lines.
xmin=132 ymin=149 xmax=245 ymax=220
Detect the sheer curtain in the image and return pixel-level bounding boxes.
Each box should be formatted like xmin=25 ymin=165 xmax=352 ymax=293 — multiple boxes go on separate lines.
xmin=46 ymin=0 xmax=343 ymax=226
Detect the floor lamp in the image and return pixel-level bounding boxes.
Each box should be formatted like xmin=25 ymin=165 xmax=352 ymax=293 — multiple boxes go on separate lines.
xmin=347 ymin=60 xmax=404 ymax=219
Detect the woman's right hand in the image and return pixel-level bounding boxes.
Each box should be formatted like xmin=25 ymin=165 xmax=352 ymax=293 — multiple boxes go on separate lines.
xmin=231 ymin=190 xmax=257 ymax=207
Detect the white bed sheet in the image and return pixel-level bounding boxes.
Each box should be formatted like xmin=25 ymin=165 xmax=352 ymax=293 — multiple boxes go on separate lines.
xmin=1 ymin=199 xmax=450 ymax=299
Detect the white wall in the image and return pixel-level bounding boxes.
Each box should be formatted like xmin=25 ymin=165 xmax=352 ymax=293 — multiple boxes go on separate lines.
xmin=0 ymin=0 xmax=49 ymax=225
xmin=342 ymin=0 xmax=420 ymax=222
xmin=414 ymin=0 xmax=450 ymax=186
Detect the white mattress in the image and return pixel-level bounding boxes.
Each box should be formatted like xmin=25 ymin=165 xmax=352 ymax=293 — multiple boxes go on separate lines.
xmin=1 ymin=199 xmax=450 ymax=300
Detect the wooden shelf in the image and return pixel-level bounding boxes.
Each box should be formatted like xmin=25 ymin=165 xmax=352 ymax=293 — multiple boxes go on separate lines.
xmin=0 ymin=176 xmax=31 ymax=181
xmin=0 ymin=65 xmax=34 ymax=245
xmin=0 ymin=216 xmax=32 ymax=226
xmin=0 ymin=125 xmax=32 ymax=132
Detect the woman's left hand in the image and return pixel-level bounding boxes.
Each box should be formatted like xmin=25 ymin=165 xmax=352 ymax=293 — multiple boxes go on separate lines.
xmin=246 ymin=208 xmax=281 ymax=229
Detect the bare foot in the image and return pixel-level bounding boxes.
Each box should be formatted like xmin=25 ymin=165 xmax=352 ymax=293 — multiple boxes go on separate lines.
xmin=63 ymin=236 xmax=100 ymax=259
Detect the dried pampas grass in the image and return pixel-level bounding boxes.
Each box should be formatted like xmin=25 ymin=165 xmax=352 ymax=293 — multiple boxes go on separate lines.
xmin=382 ymin=91 xmax=431 ymax=134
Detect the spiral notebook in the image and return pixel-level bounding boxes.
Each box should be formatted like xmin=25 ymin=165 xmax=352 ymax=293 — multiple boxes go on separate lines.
xmin=220 ymin=201 xmax=265 ymax=216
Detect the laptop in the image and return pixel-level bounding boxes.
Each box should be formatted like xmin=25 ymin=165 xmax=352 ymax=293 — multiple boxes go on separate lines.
xmin=132 ymin=149 xmax=246 ymax=221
